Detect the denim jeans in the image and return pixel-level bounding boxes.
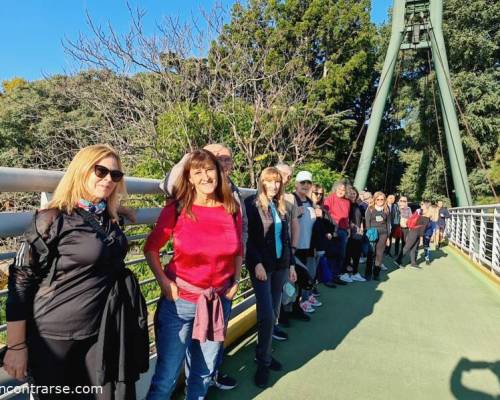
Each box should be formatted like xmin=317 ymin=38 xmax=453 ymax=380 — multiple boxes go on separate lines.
xmin=251 ymin=268 xmax=288 ymax=366
xmin=330 ymin=228 xmax=349 ymax=276
xmin=423 ymin=235 xmax=432 ymax=260
xmin=146 ymin=296 xmax=231 ymax=400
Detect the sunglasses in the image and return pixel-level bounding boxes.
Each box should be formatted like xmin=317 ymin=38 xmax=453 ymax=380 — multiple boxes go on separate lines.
xmin=299 ymin=180 xmax=312 ymax=185
xmin=313 ymin=192 xmax=324 ymax=196
xmin=94 ymin=165 xmax=124 ymax=182
xmin=399 ymin=199 xmax=408 ymax=202
xmin=376 ymin=198 xmax=385 ymax=201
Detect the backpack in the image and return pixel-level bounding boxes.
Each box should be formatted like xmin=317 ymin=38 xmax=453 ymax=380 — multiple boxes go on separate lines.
xmin=365 ymin=227 xmax=379 ymax=242
xmin=407 ymin=211 xmax=421 ymax=229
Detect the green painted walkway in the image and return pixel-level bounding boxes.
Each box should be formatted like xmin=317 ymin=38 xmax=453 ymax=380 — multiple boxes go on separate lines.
xmin=208 ymin=248 xmax=500 ymax=400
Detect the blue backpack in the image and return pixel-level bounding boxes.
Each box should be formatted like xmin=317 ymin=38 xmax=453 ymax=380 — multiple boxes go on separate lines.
xmin=365 ymin=227 xmax=379 ymax=242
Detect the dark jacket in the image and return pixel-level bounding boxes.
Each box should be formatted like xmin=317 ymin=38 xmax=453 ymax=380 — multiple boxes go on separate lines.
xmin=96 ymin=268 xmax=149 ymax=399
xmin=245 ymin=195 xmax=292 ymax=273
xmin=311 ymin=205 xmax=338 ymax=255
xmin=390 ymin=203 xmax=401 ymax=225
xmin=348 ymin=203 xmax=363 ymax=240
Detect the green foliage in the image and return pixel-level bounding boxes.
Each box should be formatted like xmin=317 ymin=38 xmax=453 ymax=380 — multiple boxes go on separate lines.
xmin=296 ymin=160 xmax=343 ymax=193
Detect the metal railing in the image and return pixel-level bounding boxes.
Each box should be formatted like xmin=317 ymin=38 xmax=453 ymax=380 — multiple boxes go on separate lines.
xmin=0 ymin=166 xmax=256 ymax=400
xmin=446 ymin=204 xmax=500 ymax=277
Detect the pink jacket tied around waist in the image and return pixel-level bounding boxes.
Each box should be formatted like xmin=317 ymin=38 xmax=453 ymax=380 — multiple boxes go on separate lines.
xmin=175 ymin=277 xmax=230 ymax=343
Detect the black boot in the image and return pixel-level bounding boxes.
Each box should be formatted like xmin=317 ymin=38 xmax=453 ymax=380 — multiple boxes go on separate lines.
xmin=373 ymin=266 xmax=381 ymax=281
xmin=364 ymin=262 xmax=373 ymax=281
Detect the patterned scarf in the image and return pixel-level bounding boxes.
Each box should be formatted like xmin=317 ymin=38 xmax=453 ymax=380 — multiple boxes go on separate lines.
xmin=77 ymin=199 xmax=107 ymax=214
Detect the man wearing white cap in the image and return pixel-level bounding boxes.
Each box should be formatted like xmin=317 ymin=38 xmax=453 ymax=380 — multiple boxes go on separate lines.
xmin=291 ymin=171 xmax=323 ymax=316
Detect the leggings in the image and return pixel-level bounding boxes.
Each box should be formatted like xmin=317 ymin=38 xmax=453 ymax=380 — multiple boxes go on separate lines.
xmin=372 ymin=233 xmax=388 ymax=267
xmin=28 ymin=334 xmax=116 ymax=400
xmin=400 ymin=229 xmax=420 ymax=265
xmin=344 ymin=238 xmax=362 ymax=274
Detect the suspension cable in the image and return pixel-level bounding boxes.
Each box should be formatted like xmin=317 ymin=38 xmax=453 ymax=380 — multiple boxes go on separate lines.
xmin=341 ymin=32 xmax=405 ymax=174
xmin=426 ymin=49 xmax=451 ymax=200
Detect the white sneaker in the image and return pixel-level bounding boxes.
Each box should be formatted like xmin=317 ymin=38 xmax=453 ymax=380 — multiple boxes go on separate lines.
xmin=380 ymin=263 xmax=388 ymax=271
xmin=340 ymin=273 xmax=353 ymax=283
xmin=351 ymin=273 xmax=366 ymax=282
xmin=300 ymin=301 xmax=315 ymax=313
xmin=308 ymin=295 xmax=323 ymax=307
xmin=359 ymin=257 xmax=367 ymax=264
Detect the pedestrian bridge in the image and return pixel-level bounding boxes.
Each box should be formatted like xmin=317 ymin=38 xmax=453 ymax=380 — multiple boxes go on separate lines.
xmin=0 ymin=167 xmax=499 ymax=400
xmin=206 ymin=248 xmax=500 ymax=400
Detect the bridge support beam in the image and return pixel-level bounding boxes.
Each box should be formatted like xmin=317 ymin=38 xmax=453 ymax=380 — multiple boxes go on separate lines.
xmin=429 ymin=0 xmax=472 ymax=206
xmin=353 ymin=0 xmax=405 ymax=192
xmin=353 ymin=0 xmax=473 ymax=206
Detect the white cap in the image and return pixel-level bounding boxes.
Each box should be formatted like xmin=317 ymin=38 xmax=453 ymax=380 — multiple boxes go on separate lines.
xmin=295 ymin=171 xmax=313 ymax=183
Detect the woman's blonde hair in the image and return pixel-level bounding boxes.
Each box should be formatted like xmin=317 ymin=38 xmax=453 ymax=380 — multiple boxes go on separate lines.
xmin=256 ymin=167 xmax=286 ymax=216
xmin=424 ymin=204 xmax=440 ymax=221
xmin=174 ymin=149 xmax=238 ymax=218
xmin=46 ymin=144 xmax=127 ymax=220
xmin=369 ymin=191 xmax=389 ymax=214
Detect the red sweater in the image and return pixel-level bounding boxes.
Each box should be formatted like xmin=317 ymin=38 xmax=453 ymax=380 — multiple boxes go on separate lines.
xmin=144 ymin=202 xmax=243 ymax=303
xmin=324 ymin=193 xmax=351 ymax=229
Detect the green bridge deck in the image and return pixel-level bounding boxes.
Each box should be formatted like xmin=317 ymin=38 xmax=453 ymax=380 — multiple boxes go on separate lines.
xmin=207 ymin=248 xmax=500 ymax=400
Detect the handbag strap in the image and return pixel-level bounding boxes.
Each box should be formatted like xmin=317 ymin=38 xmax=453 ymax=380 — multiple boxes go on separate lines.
xmin=75 ymin=208 xmax=115 ymax=247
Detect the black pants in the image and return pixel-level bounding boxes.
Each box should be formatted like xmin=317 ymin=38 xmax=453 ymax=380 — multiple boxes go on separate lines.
xmin=28 ymin=334 xmax=113 ymax=400
xmin=344 ymin=237 xmax=362 ymax=274
xmin=251 ymin=268 xmax=288 ymax=366
xmin=399 ymin=229 xmax=420 ymax=266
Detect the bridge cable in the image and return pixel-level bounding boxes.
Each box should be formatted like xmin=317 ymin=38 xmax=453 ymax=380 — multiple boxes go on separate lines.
xmin=427 ymin=19 xmax=498 ymax=201
xmin=341 ymin=32 xmax=405 ymax=175
xmin=426 ymin=49 xmax=452 ymax=200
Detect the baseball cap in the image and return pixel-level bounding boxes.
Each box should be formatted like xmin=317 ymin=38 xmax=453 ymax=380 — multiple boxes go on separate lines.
xmin=295 ymin=171 xmax=313 ymax=183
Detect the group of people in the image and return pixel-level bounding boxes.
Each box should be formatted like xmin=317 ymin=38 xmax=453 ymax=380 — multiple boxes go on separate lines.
xmin=3 ymin=143 xmax=451 ymax=399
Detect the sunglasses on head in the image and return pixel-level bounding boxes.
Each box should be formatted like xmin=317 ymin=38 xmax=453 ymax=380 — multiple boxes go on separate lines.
xmin=94 ymin=165 xmax=124 ymax=182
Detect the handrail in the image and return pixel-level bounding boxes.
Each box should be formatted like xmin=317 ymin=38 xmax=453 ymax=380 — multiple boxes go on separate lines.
xmin=447 ymin=204 xmax=500 ymax=277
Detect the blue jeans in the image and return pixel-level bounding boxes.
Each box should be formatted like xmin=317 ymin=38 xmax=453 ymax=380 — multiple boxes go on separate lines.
xmin=423 ymin=235 xmax=432 ymax=260
xmin=146 ymin=296 xmax=231 ymax=400
xmin=330 ymin=228 xmax=349 ymax=276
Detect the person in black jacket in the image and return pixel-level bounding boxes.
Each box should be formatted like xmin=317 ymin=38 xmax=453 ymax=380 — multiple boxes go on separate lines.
xmin=5 ymin=145 xmax=146 ymax=399
xmin=364 ymin=192 xmax=391 ymax=281
xmin=343 ymin=186 xmax=366 ymax=282
xmin=245 ymin=167 xmax=296 ymax=389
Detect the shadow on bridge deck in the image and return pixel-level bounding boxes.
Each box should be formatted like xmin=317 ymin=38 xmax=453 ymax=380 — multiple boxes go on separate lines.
xmin=200 ymin=247 xmax=500 ymax=400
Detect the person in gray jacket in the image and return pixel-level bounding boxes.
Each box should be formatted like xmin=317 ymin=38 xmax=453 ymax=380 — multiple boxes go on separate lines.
xmin=159 ymin=143 xmax=246 ymax=391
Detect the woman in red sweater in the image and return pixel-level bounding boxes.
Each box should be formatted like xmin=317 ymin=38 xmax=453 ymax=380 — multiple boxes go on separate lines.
xmin=144 ymin=150 xmax=243 ymax=400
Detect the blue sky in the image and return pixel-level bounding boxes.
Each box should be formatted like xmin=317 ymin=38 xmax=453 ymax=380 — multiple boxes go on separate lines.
xmin=0 ymin=0 xmax=392 ymax=82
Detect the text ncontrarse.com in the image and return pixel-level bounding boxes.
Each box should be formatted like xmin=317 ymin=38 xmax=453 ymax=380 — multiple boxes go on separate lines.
xmin=0 ymin=384 xmax=103 ymax=395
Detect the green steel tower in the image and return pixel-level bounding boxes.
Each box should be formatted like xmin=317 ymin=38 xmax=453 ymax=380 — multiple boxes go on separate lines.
xmin=353 ymin=0 xmax=473 ymax=206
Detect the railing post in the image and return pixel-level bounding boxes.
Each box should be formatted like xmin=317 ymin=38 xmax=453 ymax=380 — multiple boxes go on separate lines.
xmin=492 ymin=207 xmax=500 ymax=275
xmin=469 ymin=210 xmax=477 ymax=262
xmin=479 ymin=208 xmax=487 ymax=265
xmin=40 ymin=192 xmax=53 ymax=208
xmin=461 ymin=209 xmax=468 ymax=250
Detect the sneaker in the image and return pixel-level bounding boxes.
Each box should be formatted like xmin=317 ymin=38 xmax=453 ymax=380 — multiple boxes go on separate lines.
xmin=359 ymin=257 xmax=367 ymax=264
xmin=300 ymin=300 xmax=315 ymax=313
xmin=307 ymin=295 xmax=322 ymax=307
xmin=332 ymin=277 xmax=348 ymax=286
xmin=254 ymin=357 xmax=283 ymax=371
xmin=380 ymin=263 xmax=388 ymax=271
xmin=351 ymin=273 xmax=366 ymax=282
xmin=211 ymin=371 xmax=238 ymax=390
xmin=254 ymin=364 xmax=269 ymax=388
xmin=340 ymin=273 xmax=353 ymax=283
xmin=272 ymin=327 xmax=289 ymax=341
